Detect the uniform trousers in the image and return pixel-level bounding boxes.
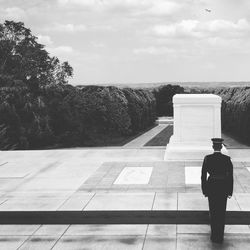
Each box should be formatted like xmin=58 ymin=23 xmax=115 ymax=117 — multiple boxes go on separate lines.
xmin=208 ymin=193 xmax=227 ymax=242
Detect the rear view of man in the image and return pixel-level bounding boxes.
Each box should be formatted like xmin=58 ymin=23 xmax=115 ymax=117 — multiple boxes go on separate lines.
xmin=201 ymin=138 xmax=234 ymax=243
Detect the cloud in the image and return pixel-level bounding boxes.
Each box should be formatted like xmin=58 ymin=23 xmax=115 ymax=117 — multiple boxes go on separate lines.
xmin=58 ymin=0 xmax=95 ymax=6
xmin=145 ymin=1 xmax=182 ymax=16
xmin=133 ymin=46 xmax=175 ymax=55
xmin=205 ymin=19 xmax=250 ymax=36
xmin=48 ymin=46 xmax=74 ymax=55
xmin=46 ymin=45 xmax=77 ymax=62
xmin=37 ymin=35 xmax=53 ymax=46
xmin=45 ymin=22 xmax=115 ymax=33
xmin=3 ymin=7 xmax=27 ymax=21
xmin=48 ymin=23 xmax=87 ymax=32
xmin=151 ymin=18 xmax=250 ymax=39
xmin=93 ymin=25 xmax=115 ymax=31
xmin=204 ymin=36 xmax=250 ymax=53
xmin=152 ymin=20 xmax=200 ymax=38
xmin=57 ymin=0 xmax=102 ymax=9
xmin=92 ymin=42 xmax=105 ymax=48
xmin=57 ymin=0 xmax=184 ymax=16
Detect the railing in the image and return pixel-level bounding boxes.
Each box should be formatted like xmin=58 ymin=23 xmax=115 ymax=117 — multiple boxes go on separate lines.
xmin=0 ymin=210 xmax=249 ymax=224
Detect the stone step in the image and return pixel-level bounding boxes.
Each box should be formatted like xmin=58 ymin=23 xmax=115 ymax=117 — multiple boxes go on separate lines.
xmin=1 ymin=210 xmax=250 ymax=225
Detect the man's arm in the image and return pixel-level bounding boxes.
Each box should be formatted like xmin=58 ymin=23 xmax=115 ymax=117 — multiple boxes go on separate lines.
xmin=227 ymin=157 xmax=234 ymax=197
xmin=201 ymin=156 xmax=208 ymax=197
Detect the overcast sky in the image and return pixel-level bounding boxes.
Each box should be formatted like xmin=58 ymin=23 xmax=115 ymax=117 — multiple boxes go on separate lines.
xmin=1 ymin=0 xmax=250 ymax=85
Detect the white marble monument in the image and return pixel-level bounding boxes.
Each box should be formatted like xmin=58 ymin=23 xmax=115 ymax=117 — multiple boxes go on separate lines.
xmin=164 ymin=94 xmax=228 ymax=160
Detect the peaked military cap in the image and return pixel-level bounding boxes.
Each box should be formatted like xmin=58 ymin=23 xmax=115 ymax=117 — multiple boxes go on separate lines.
xmin=211 ymin=138 xmax=224 ymax=145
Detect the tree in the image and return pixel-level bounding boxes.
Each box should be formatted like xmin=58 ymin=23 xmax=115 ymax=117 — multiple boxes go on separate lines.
xmin=0 ymin=20 xmax=73 ymax=88
xmin=154 ymin=84 xmax=184 ymax=116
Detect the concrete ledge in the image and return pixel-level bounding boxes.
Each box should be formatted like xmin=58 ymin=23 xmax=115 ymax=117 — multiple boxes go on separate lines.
xmin=0 ymin=210 xmax=250 ymax=224
xmin=173 ymin=94 xmax=221 ymax=104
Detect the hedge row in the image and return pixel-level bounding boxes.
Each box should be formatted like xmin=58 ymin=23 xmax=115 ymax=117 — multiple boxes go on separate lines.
xmin=204 ymin=87 xmax=250 ymax=144
xmin=0 ymin=84 xmax=156 ymax=149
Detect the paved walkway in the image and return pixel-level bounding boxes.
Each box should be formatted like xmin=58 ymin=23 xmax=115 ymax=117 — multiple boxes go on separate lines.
xmin=123 ymin=125 xmax=168 ymax=148
xmin=0 ymin=125 xmax=250 ymax=249
xmin=0 ymin=149 xmax=249 ymax=194
xmin=0 ymin=149 xmax=250 ymax=209
xmin=222 ymin=132 xmax=250 ymax=149
xmin=0 ymin=224 xmax=250 ymax=249
xmin=1 ymin=191 xmax=247 ymax=212
xmin=124 ymin=123 xmax=250 ymax=149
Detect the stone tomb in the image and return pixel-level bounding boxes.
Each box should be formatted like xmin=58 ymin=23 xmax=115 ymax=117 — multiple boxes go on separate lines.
xmin=164 ymin=94 xmax=228 ymax=160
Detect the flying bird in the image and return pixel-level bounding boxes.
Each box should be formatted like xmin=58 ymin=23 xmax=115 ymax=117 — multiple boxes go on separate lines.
xmin=205 ymin=9 xmax=212 ymax=12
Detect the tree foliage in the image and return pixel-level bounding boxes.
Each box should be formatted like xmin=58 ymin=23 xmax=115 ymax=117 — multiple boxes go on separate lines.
xmin=0 ymin=20 xmax=158 ymax=149
xmin=153 ymin=84 xmax=185 ymax=116
xmin=123 ymin=88 xmax=156 ymax=133
xmin=0 ymin=83 xmax=156 ymax=149
xmin=0 ymin=20 xmax=73 ymax=88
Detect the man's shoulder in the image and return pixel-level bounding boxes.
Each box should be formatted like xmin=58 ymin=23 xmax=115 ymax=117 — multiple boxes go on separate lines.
xmin=203 ymin=154 xmax=212 ymax=163
xmin=205 ymin=153 xmax=231 ymax=160
xmin=221 ymin=153 xmax=231 ymax=159
xmin=218 ymin=153 xmax=231 ymax=160
xmin=204 ymin=154 xmax=213 ymax=159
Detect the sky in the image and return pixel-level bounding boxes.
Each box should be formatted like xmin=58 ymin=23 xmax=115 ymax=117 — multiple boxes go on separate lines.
xmin=1 ymin=0 xmax=250 ymax=85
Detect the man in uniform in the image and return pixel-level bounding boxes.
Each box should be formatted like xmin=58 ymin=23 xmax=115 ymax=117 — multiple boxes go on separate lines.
xmin=201 ymin=138 xmax=234 ymax=243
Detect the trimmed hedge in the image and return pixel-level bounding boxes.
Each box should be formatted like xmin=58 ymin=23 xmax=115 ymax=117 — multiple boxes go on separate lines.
xmin=123 ymin=88 xmax=156 ymax=133
xmin=0 ymin=84 xmax=52 ymax=149
xmin=203 ymin=87 xmax=250 ymax=144
xmin=0 ymin=83 xmax=156 ymax=149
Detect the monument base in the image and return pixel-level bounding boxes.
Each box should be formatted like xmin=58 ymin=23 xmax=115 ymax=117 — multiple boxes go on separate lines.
xmin=164 ymin=141 xmax=229 ymax=161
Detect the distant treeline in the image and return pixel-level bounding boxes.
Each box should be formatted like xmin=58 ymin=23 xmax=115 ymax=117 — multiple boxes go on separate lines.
xmin=0 ymin=83 xmax=156 ymax=149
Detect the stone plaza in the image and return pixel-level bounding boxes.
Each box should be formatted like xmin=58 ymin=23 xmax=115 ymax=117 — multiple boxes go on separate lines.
xmin=0 ymin=134 xmax=250 ymax=248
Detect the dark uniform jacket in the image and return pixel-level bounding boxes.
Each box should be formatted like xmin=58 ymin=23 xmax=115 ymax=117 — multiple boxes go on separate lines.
xmin=201 ymin=152 xmax=233 ymax=197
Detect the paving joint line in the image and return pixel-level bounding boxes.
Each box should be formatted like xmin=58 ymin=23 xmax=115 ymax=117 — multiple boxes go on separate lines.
xmin=3 ymin=161 xmax=61 ymax=194
xmin=151 ymin=192 xmax=157 ymax=211
xmin=0 ymin=162 xmax=8 ymax=167
xmin=51 ymin=224 xmax=71 ymax=249
xmin=82 ymin=192 xmax=96 ymax=211
xmin=234 ymin=174 xmax=245 ymax=193
xmin=141 ymin=192 xmax=157 ymax=249
xmin=56 ymin=190 xmax=79 ymax=210
xmin=16 ymin=224 xmax=42 ymax=250
xmin=177 ymin=192 xmax=179 ymax=211
xmin=175 ymin=223 xmax=178 ymax=250
xmin=0 ymin=198 xmax=8 ymax=207
xmin=141 ymin=224 xmax=149 ymax=250
xmin=234 ymin=195 xmax=242 ymax=211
